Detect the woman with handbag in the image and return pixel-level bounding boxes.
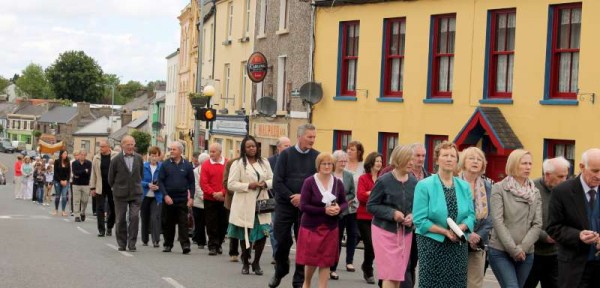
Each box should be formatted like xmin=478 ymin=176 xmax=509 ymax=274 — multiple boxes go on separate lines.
xmin=297 ymin=152 xmax=348 ymax=288
xmin=227 ymin=135 xmax=273 ymax=275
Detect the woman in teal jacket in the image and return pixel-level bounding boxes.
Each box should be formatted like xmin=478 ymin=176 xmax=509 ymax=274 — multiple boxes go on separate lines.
xmin=413 ymin=141 xmax=475 ymax=288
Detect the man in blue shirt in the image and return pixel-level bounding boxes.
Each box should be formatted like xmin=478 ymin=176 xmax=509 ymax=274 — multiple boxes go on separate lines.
xmin=159 ymin=141 xmax=195 ymax=254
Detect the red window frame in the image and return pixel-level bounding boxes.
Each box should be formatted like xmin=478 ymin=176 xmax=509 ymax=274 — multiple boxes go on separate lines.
xmin=425 ymin=134 xmax=448 ymax=173
xmin=488 ymin=9 xmax=516 ymax=99
xmin=340 ymin=21 xmax=360 ymax=96
xmin=431 ymin=14 xmax=456 ymax=98
xmin=380 ymin=133 xmax=398 ymax=167
xmin=550 ymin=3 xmax=582 ymax=99
xmin=383 ymin=18 xmax=406 ymax=97
xmin=545 ymin=139 xmax=576 ymax=175
xmin=334 ymin=130 xmax=352 ymax=151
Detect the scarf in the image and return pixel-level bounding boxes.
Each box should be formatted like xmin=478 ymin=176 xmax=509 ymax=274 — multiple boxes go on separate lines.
xmin=460 ymin=173 xmax=488 ymax=220
xmin=503 ymin=176 xmax=537 ymax=205
xmin=314 ymin=174 xmax=337 ymax=205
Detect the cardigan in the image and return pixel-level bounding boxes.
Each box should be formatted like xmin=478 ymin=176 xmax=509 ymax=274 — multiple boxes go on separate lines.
xmin=413 ymin=174 xmax=476 ymax=242
xmin=367 ymin=173 xmax=418 ymax=233
xmin=299 ymin=175 xmax=348 ymax=229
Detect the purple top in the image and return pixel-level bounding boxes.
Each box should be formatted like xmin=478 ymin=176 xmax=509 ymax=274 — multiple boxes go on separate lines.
xmin=300 ymin=175 xmax=348 ymax=230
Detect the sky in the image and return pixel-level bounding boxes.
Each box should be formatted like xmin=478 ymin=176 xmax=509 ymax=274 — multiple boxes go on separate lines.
xmin=0 ymin=0 xmax=191 ymax=83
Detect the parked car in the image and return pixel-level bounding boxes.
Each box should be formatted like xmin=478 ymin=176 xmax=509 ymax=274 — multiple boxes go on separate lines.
xmin=0 ymin=141 xmax=16 ymax=153
xmin=25 ymin=150 xmax=38 ymax=159
xmin=11 ymin=141 xmax=26 ymax=153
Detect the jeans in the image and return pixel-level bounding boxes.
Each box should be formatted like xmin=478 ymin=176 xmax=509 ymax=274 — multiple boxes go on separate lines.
xmin=332 ymin=213 xmax=358 ymax=271
xmin=36 ymin=185 xmax=44 ymax=204
xmin=54 ymin=181 xmax=69 ymax=211
xmin=488 ymin=247 xmax=534 ymax=288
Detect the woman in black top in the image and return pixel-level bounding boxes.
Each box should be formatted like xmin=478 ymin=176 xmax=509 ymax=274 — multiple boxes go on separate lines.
xmin=53 ymin=150 xmax=70 ymax=216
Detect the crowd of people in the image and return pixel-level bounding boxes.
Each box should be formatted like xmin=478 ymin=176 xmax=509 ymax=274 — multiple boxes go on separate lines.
xmin=8 ymin=123 xmax=600 ymax=288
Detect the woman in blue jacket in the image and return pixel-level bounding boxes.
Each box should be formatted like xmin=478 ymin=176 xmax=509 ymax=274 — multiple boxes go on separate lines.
xmin=141 ymin=146 xmax=163 ymax=248
xmin=413 ymin=141 xmax=475 ymax=288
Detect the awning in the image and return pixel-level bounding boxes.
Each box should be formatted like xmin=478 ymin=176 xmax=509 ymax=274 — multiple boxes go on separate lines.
xmin=454 ymin=107 xmax=522 ymax=155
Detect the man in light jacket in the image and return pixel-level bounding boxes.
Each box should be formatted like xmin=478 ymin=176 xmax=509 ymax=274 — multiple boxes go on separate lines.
xmin=90 ymin=140 xmax=118 ymax=237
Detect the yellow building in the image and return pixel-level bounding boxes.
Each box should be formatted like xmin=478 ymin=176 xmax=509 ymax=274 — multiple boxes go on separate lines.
xmin=200 ymin=0 xmax=256 ymax=159
xmin=312 ymin=0 xmax=597 ymax=181
xmin=177 ymin=1 xmax=200 ymax=159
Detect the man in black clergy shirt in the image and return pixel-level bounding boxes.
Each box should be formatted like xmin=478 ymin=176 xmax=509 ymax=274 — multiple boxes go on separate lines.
xmin=159 ymin=141 xmax=195 ymax=254
xmin=269 ymin=124 xmax=319 ymax=288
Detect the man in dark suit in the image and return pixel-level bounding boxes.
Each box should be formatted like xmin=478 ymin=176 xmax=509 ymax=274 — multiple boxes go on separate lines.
xmin=108 ymin=135 xmax=144 ymax=252
xmin=267 ymin=136 xmax=291 ymax=262
xmin=547 ymin=148 xmax=600 ymax=288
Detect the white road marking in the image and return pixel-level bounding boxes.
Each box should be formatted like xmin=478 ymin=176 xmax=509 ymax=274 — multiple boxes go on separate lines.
xmin=162 ymin=277 xmax=186 ymax=288
xmin=106 ymin=243 xmax=133 ymax=257
xmin=77 ymin=226 xmax=90 ymax=235
xmin=63 ymin=219 xmax=70 ymax=222
xmin=0 ymin=216 xmax=11 ymax=219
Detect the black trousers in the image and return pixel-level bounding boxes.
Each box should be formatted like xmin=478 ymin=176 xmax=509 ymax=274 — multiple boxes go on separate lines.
xmin=96 ymin=191 xmax=115 ymax=233
xmin=92 ymin=196 xmax=96 ymax=215
xmin=273 ymin=204 xmax=304 ymax=287
xmin=357 ymin=219 xmax=375 ymax=276
xmin=161 ymin=202 xmax=190 ymax=248
xmin=192 ymin=207 xmax=207 ymax=246
xmin=524 ymin=254 xmax=558 ymax=288
xmin=579 ymin=261 xmax=600 ymax=288
xmin=204 ymin=200 xmax=228 ymax=251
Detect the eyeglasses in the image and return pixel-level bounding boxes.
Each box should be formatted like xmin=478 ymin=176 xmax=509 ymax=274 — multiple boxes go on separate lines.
xmin=320 ymin=162 xmax=334 ymax=166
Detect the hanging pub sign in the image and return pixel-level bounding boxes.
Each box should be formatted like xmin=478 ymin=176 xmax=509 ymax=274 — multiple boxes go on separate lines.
xmin=247 ymin=52 xmax=268 ymax=83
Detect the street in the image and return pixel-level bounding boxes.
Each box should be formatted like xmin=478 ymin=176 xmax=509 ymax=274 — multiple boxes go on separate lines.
xmin=0 ymin=152 xmax=501 ymax=288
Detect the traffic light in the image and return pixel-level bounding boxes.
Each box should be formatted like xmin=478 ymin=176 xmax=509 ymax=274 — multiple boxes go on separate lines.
xmin=195 ymin=107 xmax=217 ymax=122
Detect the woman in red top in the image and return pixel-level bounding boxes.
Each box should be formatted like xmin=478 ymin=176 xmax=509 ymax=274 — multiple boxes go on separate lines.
xmin=356 ymin=152 xmax=383 ymax=284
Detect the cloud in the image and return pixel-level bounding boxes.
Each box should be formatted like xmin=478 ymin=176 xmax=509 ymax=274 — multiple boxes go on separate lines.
xmin=0 ymin=0 xmax=189 ymax=82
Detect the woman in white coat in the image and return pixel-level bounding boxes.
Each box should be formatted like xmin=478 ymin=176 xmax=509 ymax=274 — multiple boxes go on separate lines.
xmin=227 ymin=135 xmax=273 ymax=276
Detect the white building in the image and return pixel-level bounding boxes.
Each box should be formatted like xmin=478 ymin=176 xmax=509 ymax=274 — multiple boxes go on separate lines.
xmin=165 ymin=49 xmax=180 ymax=146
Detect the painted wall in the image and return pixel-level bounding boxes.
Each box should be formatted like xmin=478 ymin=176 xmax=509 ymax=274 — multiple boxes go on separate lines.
xmin=313 ymin=0 xmax=600 ymax=176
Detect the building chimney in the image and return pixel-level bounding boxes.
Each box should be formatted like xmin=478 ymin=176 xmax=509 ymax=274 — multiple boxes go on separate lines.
xmin=121 ymin=109 xmax=132 ymax=127
xmin=96 ymin=106 xmax=112 ymax=118
xmin=77 ymin=102 xmax=91 ymax=118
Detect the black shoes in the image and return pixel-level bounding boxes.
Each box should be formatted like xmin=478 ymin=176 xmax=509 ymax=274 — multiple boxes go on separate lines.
xmin=153 ymin=242 xmax=160 ymax=248
xmin=163 ymin=246 xmax=172 ymax=253
xmin=74 ymin=217 xmax=81 ymax=222
xmin=208 ymin=249 xmax=218 ymax=256
xmin=97 ymin=232 xmax=105 ymax=237
xmin=330 ymin=272 xmax=339 ymax=280
xmin=81 ymin=214 xmax=86 ymax=222
xmin=142 ymin=242 xmax=148 ymax=246
xmin=217 ymin=247 xmax=223 ymax=254
xmin=268 ymin=276 xmax=281 ymax=288
xmin=241 ymin=264 xmax=250 ymax=275
xmin=251 ymin=263 xmax=263 ymax=275
xmin=106 ymin=230 xmax=112 ymax=237
xmin=128 ymin=247 xmax=136 ymax=252
xmin=117 ymin=247 xmax=126 ymax=251
xmin=182 ymin=247 xmax=191 ymax=254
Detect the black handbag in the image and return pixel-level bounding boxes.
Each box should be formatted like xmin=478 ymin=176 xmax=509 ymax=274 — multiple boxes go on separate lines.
xmin=250 ymin=163 xmax=276 ymax=214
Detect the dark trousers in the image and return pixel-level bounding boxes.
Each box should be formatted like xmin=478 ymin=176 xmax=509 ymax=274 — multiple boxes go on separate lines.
xmin=524 ymin=254 xmax=558 ymax=288
xmin=229 ymin=231 xmax=239 ymax=256
xmin=409 ymin=234 xmax=418 ymax=286
xmin=32 ymin=183 xmax=38 ymax=201
xmin=578 ymin=261 xmax=600 ymax=288
xmin=332 ymin=213 xmax=358 ymax=271
xmin=141 ymin=197 xmax=161 ymax=244
xmin=114 ymin=197 xmax=141 ymax=249
xmin=161 ymin=202 xmax=190 ymax=248
xmin=192 ymin=207 xmax=207 ymax=246
xmin=96 ymin=191 xmax=115 ymax=234
xmin=273 ymin=205 xmax=304 ymax=287
xmin=92 ymin=196 xmax=96 ymax=215
xmin=204 ymin=200 xmax=228 ymax=251
xmin=357 ymin=219 xmax=375 ymax=276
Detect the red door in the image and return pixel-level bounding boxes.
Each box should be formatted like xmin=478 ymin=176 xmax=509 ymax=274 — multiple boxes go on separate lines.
xmin=486 ymin=154 xmax=507 ymax=183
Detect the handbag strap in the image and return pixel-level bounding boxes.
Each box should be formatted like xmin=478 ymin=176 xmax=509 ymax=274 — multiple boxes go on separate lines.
xmin=248 ymin=161 xmax=272 ymax=200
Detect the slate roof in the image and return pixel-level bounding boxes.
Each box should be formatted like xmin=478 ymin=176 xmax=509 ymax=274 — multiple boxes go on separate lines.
xmin=109 ymin=115 xmax=148 ymax=142
xmin=0 ymin=103 xmax=18 ymax=119
xmin=455 ymin=106 xmax=523 ymax=151
xmin=12 ymin=104 xmax=46 ymax=116
xmin=38 ymin=106 xmax=78 ymax=124
xmin=73 ymin=116 xmax=110 ymax=136
xmin=122 ymin=91 xmax=155 ymax=112
xmin=127 ymin=115 xmax=148 ymax=129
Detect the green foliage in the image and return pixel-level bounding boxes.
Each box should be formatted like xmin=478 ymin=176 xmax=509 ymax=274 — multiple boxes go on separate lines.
xmin=119 ymin=80 xmax=144 ymax=100
xmin=0 ymin=124 xmax=4 ymax=134
xmin=131 ymin=130 xmax=151 ymax=155
xmin=45 ymin=50 xmax=104 ymax=103
xmin=146 ymin=80 xmax=166 ymax=91
xmin=32 ymin=130 xmax=42 ymax=138
xmin=0 ymin=76 xmax=10 ymax=92
xmin=57 ymin=98 xmax=73 ymax=107
xmin=15 ymin=63 xmax=54 ymax=99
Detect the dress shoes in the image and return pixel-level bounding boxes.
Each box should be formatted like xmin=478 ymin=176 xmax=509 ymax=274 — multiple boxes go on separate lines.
xmin=97 ymin=232 xmax=105 ymax=237
xmin=208 ymin=249 xmax=218 ymax=256
xmin=106 ymin=230 xmax=112 ymax=237
xmin=252 ymin=263 xmax=263 ymax=275
xmin=163 ymin=246 xmax=172 ymax=253
xmin=117 ymin=247 xmax=126 ymax=251
xmin=217 ymin=247 xmax=223 ymax=254
xmin=268 ymin=276 xmax=281 ymax=288
xmin=80 ymin=214 xmax=86 ymax=222
xmin=153 ymin=242 xmax=160 ymax=248
xmin=128 ymin=247 xmax=137 ymax=252
xmin=182 ymin=246 xmax=191 ymax=254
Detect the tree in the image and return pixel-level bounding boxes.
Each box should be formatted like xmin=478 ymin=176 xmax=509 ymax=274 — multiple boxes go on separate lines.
xmin=15 ymin=63 xmax=54 ymax=99
xmin=46 ymin=50 xmax=104 ymax=103
xmin=118 ymin=80 xmax=144 ymax=100
xmin=146 ymin=80 xmax=166 ymax=91
xmin=0 ymin=76 xmax=10 ymax=92
xmin=131 ymin=130 xmax=151 ymax=155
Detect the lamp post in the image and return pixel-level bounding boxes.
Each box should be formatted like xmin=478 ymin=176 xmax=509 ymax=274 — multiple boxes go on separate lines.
xmin=202 ymin=85 xmax=215 ymax=150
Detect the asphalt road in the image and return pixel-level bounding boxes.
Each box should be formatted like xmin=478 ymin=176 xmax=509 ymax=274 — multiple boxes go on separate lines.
xmin=0 ymin=152 xmax=501 ymax=288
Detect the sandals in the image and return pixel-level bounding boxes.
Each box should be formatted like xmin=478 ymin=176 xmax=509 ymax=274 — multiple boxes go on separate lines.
xmin=329 ymin=272 xmax=339 ymax=280
xmin=346 ymin=264 xmax=356 ymax=272
xmin=62 ymin=211 xmax=68 ymax=217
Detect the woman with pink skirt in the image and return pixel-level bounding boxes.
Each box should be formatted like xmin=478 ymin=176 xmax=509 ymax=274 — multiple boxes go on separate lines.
xmin=367 ymin=145 xmax=418 ymax=288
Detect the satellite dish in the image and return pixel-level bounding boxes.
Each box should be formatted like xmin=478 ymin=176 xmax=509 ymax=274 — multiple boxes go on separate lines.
xmin=299 ymin=82 xmax=323 ymax=105
xmin=256 ymin=97 xmax=277 ymax=116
